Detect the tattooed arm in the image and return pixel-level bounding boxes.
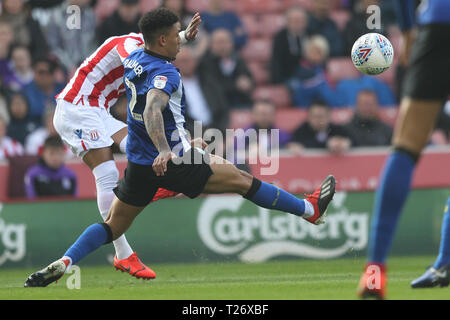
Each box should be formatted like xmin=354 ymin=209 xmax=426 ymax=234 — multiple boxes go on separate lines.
xmin=143 ymin=88 xmax=176 ymax=176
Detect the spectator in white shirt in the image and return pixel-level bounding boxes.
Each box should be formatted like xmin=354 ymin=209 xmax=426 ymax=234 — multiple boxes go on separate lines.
xmin=0 ymin=114 xmax=24 ymax=160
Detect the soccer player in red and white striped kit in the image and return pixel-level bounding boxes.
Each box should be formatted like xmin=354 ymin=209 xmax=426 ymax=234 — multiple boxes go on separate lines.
xmin=52 ymin=12 xmax=201 ymax=279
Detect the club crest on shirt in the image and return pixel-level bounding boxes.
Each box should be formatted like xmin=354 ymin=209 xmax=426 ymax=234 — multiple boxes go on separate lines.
xmin=90 ymin=130 xmax=99 ymax=141
xmin=153 ymin=75 xmax=168 ymax=89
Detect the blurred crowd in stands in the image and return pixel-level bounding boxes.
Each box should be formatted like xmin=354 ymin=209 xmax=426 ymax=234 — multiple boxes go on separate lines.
xmin=1 ymin=0 xmax=450 ymax=172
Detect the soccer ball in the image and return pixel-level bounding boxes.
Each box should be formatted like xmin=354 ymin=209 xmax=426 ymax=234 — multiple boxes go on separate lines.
xmin=351 ymin=33 xmax=394 ymax=75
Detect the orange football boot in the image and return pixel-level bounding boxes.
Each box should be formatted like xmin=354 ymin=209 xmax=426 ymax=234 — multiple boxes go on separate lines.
xmin=114 ymin=252 xmax=156 ymax=280
xmin=357 ymin=263 xmax=387 ymax=299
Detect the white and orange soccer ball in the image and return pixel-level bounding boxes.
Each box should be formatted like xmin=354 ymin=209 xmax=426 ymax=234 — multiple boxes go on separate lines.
xmin=351 ymin=33 xmax=394 ymax=75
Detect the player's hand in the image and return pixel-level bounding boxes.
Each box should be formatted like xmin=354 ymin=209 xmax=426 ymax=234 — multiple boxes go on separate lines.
xmin=185 ymin=12 xmax=201 ymax=41
xmin=191 ymin=137 xmax=208 ymax=150
xmin=153 ymin=150 xmax=177 ymax=176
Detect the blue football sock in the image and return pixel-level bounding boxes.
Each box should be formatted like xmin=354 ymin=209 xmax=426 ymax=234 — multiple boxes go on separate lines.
xmin=368 ymin=151 xmax=415 ymax=264
xmin=64 ymin=223 xmax=112 ymax=265
xmin=245 ymin=180 xmax=307 ymax=216
xmin=434 ymin=197 xmax=450 ymax=269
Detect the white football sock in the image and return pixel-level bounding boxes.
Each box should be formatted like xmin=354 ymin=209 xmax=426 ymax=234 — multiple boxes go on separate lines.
xmin=303 ymin=200 xmax=315 ymax=218
xmin=93 ymin=160 xmax=133 ymax=260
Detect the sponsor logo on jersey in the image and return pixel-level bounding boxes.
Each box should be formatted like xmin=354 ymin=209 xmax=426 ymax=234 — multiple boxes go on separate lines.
xmin=153 ymin=75 xmax=168 ymax=89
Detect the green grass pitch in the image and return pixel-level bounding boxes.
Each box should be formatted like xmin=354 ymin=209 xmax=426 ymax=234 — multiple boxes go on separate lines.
xmin=1 ymin=256 xmax=449 ymax=300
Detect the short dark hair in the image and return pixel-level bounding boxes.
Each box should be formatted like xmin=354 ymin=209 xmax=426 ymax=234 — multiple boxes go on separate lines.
xmin=44 ymin=135 xmax=65 ymax=150
xmin=138 ymin=8 xmax=180 ymax=45
xmin=33 ymin=56 xmax=58 ymax=74
xmin=308 ymin=97 xmax=330 ymax=111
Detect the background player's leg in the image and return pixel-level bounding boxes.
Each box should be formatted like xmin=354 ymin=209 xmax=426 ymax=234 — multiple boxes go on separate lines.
xmin=82 ymin=145 xmax=134 ymax=260
xmin=434 ymin=197 xmax=450 ymax=269
xmin=202 ymin=155 xmax=316 ymax=218
xmin=368 ymin=98 xmax=442 ymax=264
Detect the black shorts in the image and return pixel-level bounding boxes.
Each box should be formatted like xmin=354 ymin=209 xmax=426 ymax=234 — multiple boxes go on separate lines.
xmin=402 ymin=24 xmax=450 ymax=101
xmin=113 ymin=148 xmax=213 ymax=207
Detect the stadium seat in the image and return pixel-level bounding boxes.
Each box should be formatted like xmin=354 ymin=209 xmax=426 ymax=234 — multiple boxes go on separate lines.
xmin=235 ymin=0 xmax=284 ymax=14
xmin=378 ymin=106 xmax=399 ymax=126
xmin=253 ymin=85 xmax=292 ymax=108
xmin=139 ymin=0 xmax=161 ymax=12
xmin=241 ymin=38 xmax=272 ymax=63
xmin=330 ymin=108 xmax=354 ymax=124
xmin=94 ymin=0 xmax=120 ymax=23
xmin=7 ymin=155 xmax=39 ymax=198
xmin=329 ymin=10 xmax=350 ymax=31
xmin=229 ymin=109 xmax=253 ymax=129
xmin=241 ymin=14 xmax=261 ymax=37
xmin=260 ymin=14 xmax=286 ymax=37
xmin=248 ymin=61 xmax=270 ymax=85
xmin=274 ymin=108 xmax=308 ymax=132
xmin=326 ymin=58 xmax=360 ymax=86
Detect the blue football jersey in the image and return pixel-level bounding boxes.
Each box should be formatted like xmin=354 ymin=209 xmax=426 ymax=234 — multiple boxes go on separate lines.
xmin=395 ymin=0 xmax=450 ymax=31
xmin=123 ymin=49 xmax=191 ymax=165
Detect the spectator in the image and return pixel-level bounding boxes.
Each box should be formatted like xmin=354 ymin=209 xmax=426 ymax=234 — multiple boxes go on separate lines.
xmin=343 ymin=0 xmax=385 ymax=55
xmin=0 ymin=114 xmax=24 ymax=160
xmin=287 ymin=35 xmax=336 ymax=107
xmin=344 ymin=89 xmax=393 ymax=147
xmin=270 ymin=6 xmax=309 ymax=84
xmin=0 ymin=21 xmax=15 ymax=88
xmin=175 ymin=46 xmax=229 ymax=133
xmin=7 ymin=93 xmax=39 ymax=145
xmin=198 ymin=29 xmax=254 ymax=110
xmin=163 ymin=0 xmax=209 ymax=59
xmin=306 ymin=0 xmax=344 ymax=57
xmin=24 ymin=107 xmax=61 ymax=156
xmin=24 ymin=135 xmax=77 ymax=199
xmin=1 ymin=45 xmax=34 ymax=91
xmin=96 ymin=0 xmax=141 ymax=45
xmin=0 ymin=0 xmax=48 ymax=58
xmin=43 ymin=0 xmax=97 ymax=73
xmin=334 ymin=74 xmax=396 ymax=107
xmin=287 ymin=98 xmax=352 ymax=155
xmin=201 ymin=0 xmax=248 ymax=50
xmin=22 ymin=57 xmax=65 ymax=124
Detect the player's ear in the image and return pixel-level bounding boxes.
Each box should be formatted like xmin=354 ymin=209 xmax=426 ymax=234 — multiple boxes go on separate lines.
xmin=158 ymin=34 xmax=166 ymax=47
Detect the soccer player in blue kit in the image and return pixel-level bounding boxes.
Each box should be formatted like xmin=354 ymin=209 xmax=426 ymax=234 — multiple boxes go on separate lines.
xmin=24 ymin=8 xmax=336 ymax=287
xmin=358 ymin=0 xmax=450 ymax=299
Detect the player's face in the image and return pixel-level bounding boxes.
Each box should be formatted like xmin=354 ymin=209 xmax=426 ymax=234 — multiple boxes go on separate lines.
xmin=43 ymin=147 xmax=65 ymax=170
xmin=166 ymin=22 xmax=182 ymax=59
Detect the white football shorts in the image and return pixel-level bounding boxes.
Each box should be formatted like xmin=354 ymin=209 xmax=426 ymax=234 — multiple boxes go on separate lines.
xmin=53 ymin=99 xmax=127 ymax=158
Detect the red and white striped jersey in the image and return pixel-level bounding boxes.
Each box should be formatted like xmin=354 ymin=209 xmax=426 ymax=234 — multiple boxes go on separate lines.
xmin=0 ymin=136 xmax=24 ymax=160
xmin=56 ymin=33 xmax=145 ymax=110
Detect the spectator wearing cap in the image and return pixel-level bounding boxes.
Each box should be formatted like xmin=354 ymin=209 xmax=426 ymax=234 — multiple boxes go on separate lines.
xmin=22 ymin=57 xmax=65 ymax=124
xmin=201 ymin=0 xmax=248 ymax=50
xmin=96 ymin=0 xmax=141 ymax=45
xmin=24 ymin=135 xmax=77 ymax=199
xmin=288 ymin=98 xmax=353 ymax=155
xmin=270 ymin=6 xmax=309 ymax=84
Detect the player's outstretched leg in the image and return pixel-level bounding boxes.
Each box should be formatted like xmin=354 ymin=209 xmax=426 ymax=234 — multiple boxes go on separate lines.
xmin=411 ymin=197 xmax=450 ymax=288
xmin=203 ymin=155 xmax=336 ymax=225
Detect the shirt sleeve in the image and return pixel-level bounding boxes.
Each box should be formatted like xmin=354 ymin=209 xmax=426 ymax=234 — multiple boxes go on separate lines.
xmin=147 ymin=66 xmax=181 ymax=97
xmin=24 ymin=167 xmax=37 ymax=199
xmin=117 ymin=36 xmax=145 ymax=63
